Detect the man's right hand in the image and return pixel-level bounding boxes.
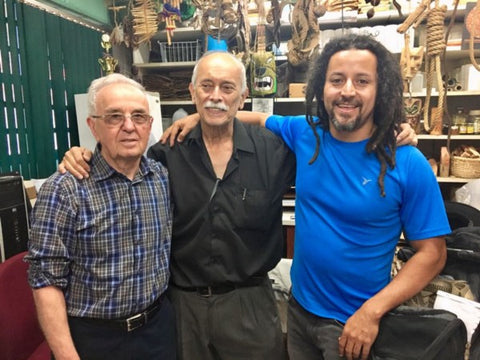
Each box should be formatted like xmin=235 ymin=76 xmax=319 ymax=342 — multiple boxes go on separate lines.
xmin=160 ymin=113 xmax=200 ymax=147
xmin=58 ymin=146 xmax=92 ymax=179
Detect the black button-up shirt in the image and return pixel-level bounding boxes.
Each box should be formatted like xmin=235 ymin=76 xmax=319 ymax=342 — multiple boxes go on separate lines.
xmin=148 ymin=119 xmax=295 ymax=287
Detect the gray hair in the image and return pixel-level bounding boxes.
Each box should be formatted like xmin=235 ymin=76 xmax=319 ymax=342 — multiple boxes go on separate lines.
xmin=87 ymin=73 xmax=146 ymax=115
xmin=191 ymin=51 xmax=247 ymax=93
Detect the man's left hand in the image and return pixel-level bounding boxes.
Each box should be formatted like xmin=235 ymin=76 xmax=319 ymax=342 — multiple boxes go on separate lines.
xmin=338 ymin=307 xmax=380 ymax=360
xmin=396 ymin=123 xmax=418 ymax=146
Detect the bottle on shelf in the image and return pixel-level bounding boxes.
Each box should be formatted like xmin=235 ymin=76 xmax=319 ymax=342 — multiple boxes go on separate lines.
xmin=469 ymin=109 xmax=480 ymax=135
xmin=453 ymin=107 xmax=467 ymax=135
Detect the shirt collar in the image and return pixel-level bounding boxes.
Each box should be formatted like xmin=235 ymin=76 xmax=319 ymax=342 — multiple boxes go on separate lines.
xmin=90 ymin=144 xmax=152 ymax=182
xmin=185 ymin=118 xmax=255 ymax=154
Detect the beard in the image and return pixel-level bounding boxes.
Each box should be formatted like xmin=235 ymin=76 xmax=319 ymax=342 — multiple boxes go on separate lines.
xmin=329 ymin=105 xmax=371 ymax=133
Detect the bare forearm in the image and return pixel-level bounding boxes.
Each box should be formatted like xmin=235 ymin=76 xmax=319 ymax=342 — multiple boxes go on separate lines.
xmin=362 ymin=237 xmax=446 ymax=319
xmin=33 ymin=286 xmax=80 ymax=360
xmin=236 ymin=111 xmax=268 ymax=127
xmin=339 ymin=237 xmax=446 ymax=360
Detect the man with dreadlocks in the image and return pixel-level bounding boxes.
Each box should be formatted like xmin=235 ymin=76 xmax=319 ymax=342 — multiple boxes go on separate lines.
xmin=159 ymin=34 xmax=449 ymax=360
xmin=267 ymin=33 xmax=449 ymax=360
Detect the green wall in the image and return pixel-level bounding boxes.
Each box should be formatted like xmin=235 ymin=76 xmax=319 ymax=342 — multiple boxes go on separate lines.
xmin=40 ymin=0 xmax=111 ymax=26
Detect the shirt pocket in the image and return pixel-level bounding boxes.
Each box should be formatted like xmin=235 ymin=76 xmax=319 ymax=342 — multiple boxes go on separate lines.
xmin=232 ymin=188 xmax=271 ymax=231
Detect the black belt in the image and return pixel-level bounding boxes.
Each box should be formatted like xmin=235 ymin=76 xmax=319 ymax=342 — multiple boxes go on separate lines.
xmin=173 ymin=275 xmax=267 ymax=297
xmin=71 ymin=294 xmax=164 ymax=332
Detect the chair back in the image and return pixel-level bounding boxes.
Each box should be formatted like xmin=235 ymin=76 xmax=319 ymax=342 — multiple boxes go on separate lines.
xmin=0 ymin=251 xmax=47 ymax=360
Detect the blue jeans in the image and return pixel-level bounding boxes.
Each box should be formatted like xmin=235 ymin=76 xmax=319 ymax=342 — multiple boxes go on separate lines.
xmin=287 ymin=296 xmax=345 ymax=360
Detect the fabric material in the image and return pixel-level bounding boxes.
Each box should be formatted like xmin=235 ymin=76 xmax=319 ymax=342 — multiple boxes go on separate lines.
xmin=67 ymin=296 xmax=176 ymax=360
xmin=0 ymin=251 xmax=50 ymax=360
xmin=266 ymin=114 xmax=451 ymax=323
xmin=287 ymin=296 xmax=343 ymax=360
xmin=148 ymin=119 xmax=295 ymax=287
xmin=26 ymin=149 xmax=172 ymax=319
xmin=1 ymin=2 xmax=102 ymax=179
xmin=168 ymin=277 xmax=286 ymax=360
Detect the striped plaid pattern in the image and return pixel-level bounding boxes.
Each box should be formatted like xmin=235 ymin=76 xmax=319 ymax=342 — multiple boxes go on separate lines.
xmin=26 ymin=150 xmax=172 ymax=319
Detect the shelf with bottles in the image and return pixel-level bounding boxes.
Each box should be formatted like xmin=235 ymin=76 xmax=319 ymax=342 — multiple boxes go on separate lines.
xmin=418 ymin=135 xmax=480 ymax=140
xmin=405 ymin=89 xmax=480 ymax=98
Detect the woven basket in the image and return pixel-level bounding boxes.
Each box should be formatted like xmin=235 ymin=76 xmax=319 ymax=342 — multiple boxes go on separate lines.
xmin=451 ymin=156 xmax=480 ymax=178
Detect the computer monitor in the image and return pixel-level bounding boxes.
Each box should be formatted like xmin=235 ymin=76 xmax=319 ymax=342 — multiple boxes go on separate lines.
xmin=0 ymin=174 xmax=30 ymax=262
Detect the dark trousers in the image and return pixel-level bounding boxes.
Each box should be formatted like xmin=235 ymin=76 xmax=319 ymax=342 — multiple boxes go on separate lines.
xmin=287 ymin=296 xmax=345 ymax=360
xmin=169 ymin=277 xmax=286 ymax=360
xmin=60 ymin=296 xmax=176 ymax=360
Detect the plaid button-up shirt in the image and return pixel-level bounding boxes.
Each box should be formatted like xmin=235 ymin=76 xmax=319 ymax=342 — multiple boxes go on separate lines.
xmin=26 ymin=149 xmax=172 ymax=319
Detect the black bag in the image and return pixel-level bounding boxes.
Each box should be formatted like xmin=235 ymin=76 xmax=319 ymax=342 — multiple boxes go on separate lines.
xmin=371 ymin=306 xmax=467 ymax=360
xmin=471 ymin=324 xmax=480 ymax=360
xmin=444 ymin=226 xmax=480 ymax=301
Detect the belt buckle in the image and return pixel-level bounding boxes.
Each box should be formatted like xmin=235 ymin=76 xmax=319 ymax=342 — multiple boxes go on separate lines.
xmin=126 ymin=312 xmax=145 ymax=332
xmin=199 ymin=286 xmax=213 ymax=297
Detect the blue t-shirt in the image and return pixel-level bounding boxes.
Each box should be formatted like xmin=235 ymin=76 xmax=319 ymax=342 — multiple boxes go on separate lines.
xmin=266 ymin=114 xmax=451 ymax=323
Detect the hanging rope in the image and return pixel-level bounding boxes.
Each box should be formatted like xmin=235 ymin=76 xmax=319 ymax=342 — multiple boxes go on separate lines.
xmin=423 ymin=3 xmax=446 ymax=134
xmin=466 ymin=0 xmax=480 ymax=71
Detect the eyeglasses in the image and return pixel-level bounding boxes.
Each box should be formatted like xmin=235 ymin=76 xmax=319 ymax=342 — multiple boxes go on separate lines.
xmin=91 ymin=113 xmax=152 ymax=127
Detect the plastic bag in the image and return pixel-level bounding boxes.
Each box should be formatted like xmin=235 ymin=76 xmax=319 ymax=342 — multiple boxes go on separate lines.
xmin=455 ymin=179 xmax=480 ymax=211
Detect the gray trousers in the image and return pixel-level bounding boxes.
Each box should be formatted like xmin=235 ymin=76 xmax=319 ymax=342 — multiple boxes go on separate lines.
xmin=287 ymin=296 xmax=345 ymax=360
xmin=168 ymin=277 xmax=286 ymax=360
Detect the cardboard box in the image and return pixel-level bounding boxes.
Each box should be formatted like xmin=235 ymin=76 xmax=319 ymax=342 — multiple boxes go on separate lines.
xmin=289 ymin=83 xmax=306 ymax=98
xmin=22 ymin=180 xmax=36 ymax=201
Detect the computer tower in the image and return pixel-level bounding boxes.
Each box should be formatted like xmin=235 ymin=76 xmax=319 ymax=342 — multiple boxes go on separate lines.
xmin=0 ymin=174 xmax=30 ymax=262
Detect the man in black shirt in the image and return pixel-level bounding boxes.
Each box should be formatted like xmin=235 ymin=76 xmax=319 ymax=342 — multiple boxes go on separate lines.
xmin=148 ymin=51 xmax=295 ymax=359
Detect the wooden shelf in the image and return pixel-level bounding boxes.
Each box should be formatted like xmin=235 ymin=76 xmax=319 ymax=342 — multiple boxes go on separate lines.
xmin=437 ymin=176 xmax=472 ymax=183
xmin=134 ymin=61 xmax=197 ymax=69
xmin=405 ymin=89 xmax=480 ymax=97
xmin=418 ymin=135 xmax=480 ymax=140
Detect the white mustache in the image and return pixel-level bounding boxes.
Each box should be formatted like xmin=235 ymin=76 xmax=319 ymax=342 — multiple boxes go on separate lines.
xmin=204 ymin=101 xmax=229 ymax=111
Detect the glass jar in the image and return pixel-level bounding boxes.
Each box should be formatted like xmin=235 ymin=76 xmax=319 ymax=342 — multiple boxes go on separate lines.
xmin=453 ymin=107 xmax=467 ymax=134
xmin=469 ymin=110 xmax=480 ymax=134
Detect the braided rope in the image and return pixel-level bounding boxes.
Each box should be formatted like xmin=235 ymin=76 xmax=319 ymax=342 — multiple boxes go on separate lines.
xmin=424 ymin=57 xmax=433 ymax=131
xmin=426 ymin=6 xmax=447 ymax=57
xmin=424 ymin=4 xmax=446 ymax=134
xmin=467 ymin=0 xmax=480 ymax=71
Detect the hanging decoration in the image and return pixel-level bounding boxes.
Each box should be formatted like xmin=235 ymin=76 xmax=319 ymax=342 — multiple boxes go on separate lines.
xmin=250 ymin=0 xmax=277 ymax=96
xmin=131 ymin=0 xmax=159 ymax=45
xmin=191 ymin=0 xmax=238 ymax=43
xmin=265 ymin=0 xmax=282 ymax=48
xmin=465 ymin=0 xmax=480 ymax=71
xmin=180 ymin=0 xmax=197 ymax=21
xmin=108 ymin=0 xmax=128 ymax=46
xmin=399 ymin=33 xmax=424 ymax=93
xmin=325 ymin=0 xmax=358 ymax=12
xmin=159 ymin=0 xmax=182 ymax=44
xmin=287 ymin=0 xmax=324 ymax=67
xmin=234 ymin=0 xmax=251 ymax=64
xmin=398 ymin=0 xmax=447 ymax=135
xmin=400 ymin=33 xmax=424 ymax=133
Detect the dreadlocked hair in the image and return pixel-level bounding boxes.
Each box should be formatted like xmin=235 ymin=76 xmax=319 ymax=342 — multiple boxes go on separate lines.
xmin=305 ymin=33 xmax=406 ymax=197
